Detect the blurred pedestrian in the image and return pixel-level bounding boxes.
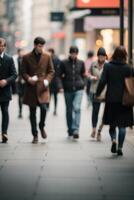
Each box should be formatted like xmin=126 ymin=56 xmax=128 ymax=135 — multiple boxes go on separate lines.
xmin=15 ymin=48 xmax=26 ymax=118
xmin=96 ymin=46 xmax=134 ymax=156
xmin=89 ymin=47 xmax=107 ymax=141
xmin=21 ymin=37 xmax=54 ymax=144
xmin=85 ymin=50 xmax=94 ymax=106
xmin=57 ymin=46 xmax=86 ymax=139
xmin=48 ymin=48 xmax=60 ymax=115
xmin=0 ymin=38 xmax=17 ymax=143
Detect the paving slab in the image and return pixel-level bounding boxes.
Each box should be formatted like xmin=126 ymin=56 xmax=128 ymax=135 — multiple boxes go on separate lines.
xmin=0 ymin=95 xmax=133 ymax=200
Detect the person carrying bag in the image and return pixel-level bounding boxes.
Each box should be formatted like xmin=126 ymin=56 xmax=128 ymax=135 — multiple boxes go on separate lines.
xmin=96 ymin=46 xmax=134 ymax=156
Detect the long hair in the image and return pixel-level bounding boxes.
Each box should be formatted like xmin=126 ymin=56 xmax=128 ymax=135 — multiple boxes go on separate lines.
xmin=111 ymin=46 xmax=128 ymax=64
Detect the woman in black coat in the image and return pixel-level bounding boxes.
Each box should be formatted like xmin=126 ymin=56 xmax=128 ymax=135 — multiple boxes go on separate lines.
xmin=96 ymin=46 xmax=134 ymax=156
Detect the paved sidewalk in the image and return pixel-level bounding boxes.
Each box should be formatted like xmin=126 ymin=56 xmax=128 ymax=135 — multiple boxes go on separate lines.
xmin=0 ymin=94 xmax=134 ymax=200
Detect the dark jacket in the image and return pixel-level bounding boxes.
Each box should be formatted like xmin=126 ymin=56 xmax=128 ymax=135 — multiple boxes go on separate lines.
xmin=0 ymin=53 xmax=17 ymax=102
xmin=96 ymin=61 xmax=134 ymax=103
xmin=50 ymin=55 xmax=60 ymax=93
xmin=21 ymin=50 xmax=54 ymax=106
xmin=57 ymin=57 xmax=86 ymax=92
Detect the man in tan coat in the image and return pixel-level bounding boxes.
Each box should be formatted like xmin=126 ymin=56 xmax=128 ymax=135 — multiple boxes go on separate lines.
xmin=21 ymin=37 xmax=54 ymax=143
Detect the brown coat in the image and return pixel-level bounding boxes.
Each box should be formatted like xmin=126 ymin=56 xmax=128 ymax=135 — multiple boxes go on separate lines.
xmin=21 ymin=51 xmax=54 ymax=106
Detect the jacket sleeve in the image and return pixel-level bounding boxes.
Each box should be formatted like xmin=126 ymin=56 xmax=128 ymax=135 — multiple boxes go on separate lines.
xmin=81 ymin=61 xmax=86 ymax=77
xmin=96 ymin=63 xmax=107 ymax=96
xmin=21 ymin=56 xmax=30 ymax=82
xmin=88 ymin=63 xmax=97 ymax=82
xmin=6 ymin=57 xmax=17 ymax=84
xmin=45 ymin=55 xmax=55 ymax=83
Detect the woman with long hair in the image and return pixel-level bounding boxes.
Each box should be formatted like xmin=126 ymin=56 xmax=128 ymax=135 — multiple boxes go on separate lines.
xmin=96 ymin=46 xmax=134 ymax=156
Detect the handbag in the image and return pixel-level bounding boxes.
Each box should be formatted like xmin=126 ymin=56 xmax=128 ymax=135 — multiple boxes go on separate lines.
xmin=122 ymin=77 xmax=134 ymax=106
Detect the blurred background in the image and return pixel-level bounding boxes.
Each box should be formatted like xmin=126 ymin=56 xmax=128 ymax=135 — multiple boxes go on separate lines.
xmin=0 ymin=0 xmax=133 ymax=62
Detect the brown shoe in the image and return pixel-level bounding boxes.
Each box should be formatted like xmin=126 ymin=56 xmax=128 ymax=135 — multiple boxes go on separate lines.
xmin=73 ymin=133 xmax=79 ymax=139
xmin=2 ymin=134 xmax=8 ymax=143
xmin=40 ymin=129 xmax=47 ymax=139
xmin=91 ymin=131 xmax=96 ymax=138
xmin=32 ymin=136 xmax=38 ymax=144
xmin=96 ymin=133 xmax=101 ymax=142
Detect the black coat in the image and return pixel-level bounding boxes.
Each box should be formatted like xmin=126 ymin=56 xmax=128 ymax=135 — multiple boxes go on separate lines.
xmin=96 ymin=61 xmax=134 ymax=103
xmin=0 ymin=53 xmax=17 ymax=102
xmin=57 ymin=57 xmax=85 ymax=92
xmin=96 ymin=61 xmax=134 ymax=127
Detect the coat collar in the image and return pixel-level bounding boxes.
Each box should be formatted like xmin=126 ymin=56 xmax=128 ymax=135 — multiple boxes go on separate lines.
xmin=110 ymin=60 xmax=126 ymax=65
xmin=30 ymin=50 xmax=45 ymax=67
xmin=68 ymin=56 xmax=78 ymax=63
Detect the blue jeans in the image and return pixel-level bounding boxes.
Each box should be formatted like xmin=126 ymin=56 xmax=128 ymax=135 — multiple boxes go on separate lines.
xmin=64 ymin=90 xmax=83 ymax=136
xmin=109 ymin=126 xmax=126 ymax=148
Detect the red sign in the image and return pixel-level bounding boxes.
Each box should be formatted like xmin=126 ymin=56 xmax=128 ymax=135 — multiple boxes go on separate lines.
xmin=76 ymin=0 xmax=120 ymax=8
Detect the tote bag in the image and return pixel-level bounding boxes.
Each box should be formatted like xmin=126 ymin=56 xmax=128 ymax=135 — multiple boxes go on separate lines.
xmin=122 ymin=77 xmax=134 ymax=106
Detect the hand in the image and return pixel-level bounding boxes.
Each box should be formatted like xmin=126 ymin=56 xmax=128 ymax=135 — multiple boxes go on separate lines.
xmin=44 ymin=79 xmax=49 ymax=87
xmin=59 ymin=88 xmax=64 ymax=93
xmin=91 ymin=76 xmax=98 ymax=81
xmin=28 ymin=77 xmax=37 ymax=85
xmin=0 ymin=79 xmax=7 ymax=88
xmin=32 ymin=75 xmax=38 ymax=81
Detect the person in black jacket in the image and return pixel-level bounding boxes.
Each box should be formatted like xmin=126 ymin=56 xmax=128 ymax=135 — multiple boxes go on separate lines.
xmin=57 ymin=46 xmax=86 ymax=139
xmin=15 ymin=48 xmax=25 ymax=118
xmin=96 ymin=46 xmax=134 ymax=156
xmin=48 ymin=48 xmax=60 ymax=115
xmin=0 ymin=38 xmax=17 ymax=143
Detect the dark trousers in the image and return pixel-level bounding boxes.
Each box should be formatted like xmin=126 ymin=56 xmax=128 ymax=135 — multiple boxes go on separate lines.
xmin=50 ymin=91 xmax=58 ymax=112
xmin=29 ymin=103 xmax=48 ymax=137
xmin=92 ymin=101 xmax=101 ymax=128
xmin=17 ymin=83 xmax=25 ymax=116
xmin=18 ymin=95 xmax=23 ymax=115
xmin=0 ymin=101 xmax=9 ymax=134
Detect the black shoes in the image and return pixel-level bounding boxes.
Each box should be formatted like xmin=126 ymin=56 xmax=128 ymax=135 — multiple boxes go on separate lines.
xmin=73 ymin=133 xmax=79 ymax=139
xmin=39 ymin=124 xmax=47 ymax=139
xmin=111 ymin=142 xmax=123 ymax=156
xmin=32 ymin=136 xmax=38 ymax=144
xmin=18 ymin=113 xmax=23 ymax=118
xmin=2 ymin=134 xmax=8 ymax=143
xmin=117 ymin=149 xmax=123 ymax=156
xmin=40 ymin=129 xmax=47 ymax=139
xmin=111 ymin=142 xmax=117 ymax=153
xmin=53 ymin=110 xmax=57 ymax=116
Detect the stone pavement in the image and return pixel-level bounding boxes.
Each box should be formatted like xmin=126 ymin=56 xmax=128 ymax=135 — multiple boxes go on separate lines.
xmin=0 ymin=94 xmax=134 ymax=200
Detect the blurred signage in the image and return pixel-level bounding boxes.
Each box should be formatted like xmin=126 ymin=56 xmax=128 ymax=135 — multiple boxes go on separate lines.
xmin=76 ymin=0 xmax=119 ymax=8
xmin=50 ymin=12 xmax=64 ymax=22
xmin=70 ymin=8 xmax=119 ymax=16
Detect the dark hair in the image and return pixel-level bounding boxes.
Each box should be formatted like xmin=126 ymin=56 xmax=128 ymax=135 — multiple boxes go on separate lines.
xmin=69 ymin=46 xmax=79 ymax=54
xmin=48 ymin=48 xmax=55 ymax=54
xmin=17 ymin=48 xmax=23 ymax=53
xmin=34 ymin=37 xmax=46 ymax=45
xmin=111 ymin=46 xmax=127 ymax=64
xmin=97 ymin=47 xmax=107 ymax=56
xmin=0 ymin=38 xmax=6 ymax=46
xmin=87 ymin=50 xmax=94 ymax=58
